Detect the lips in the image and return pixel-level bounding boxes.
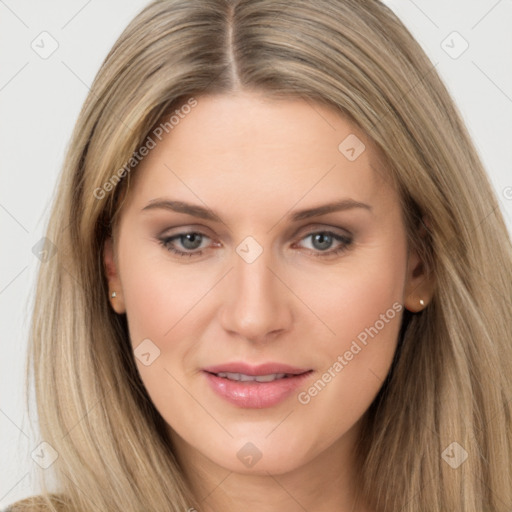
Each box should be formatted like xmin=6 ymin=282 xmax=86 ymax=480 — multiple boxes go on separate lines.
xmin=202 ymin=361 xmax=314 ymax=408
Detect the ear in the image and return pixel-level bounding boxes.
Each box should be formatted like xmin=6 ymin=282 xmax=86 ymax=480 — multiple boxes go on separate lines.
xmin=103 ymin=236 xmax=126 ymax=314
xmin=403 ymin=218 xmax=435 ymax=313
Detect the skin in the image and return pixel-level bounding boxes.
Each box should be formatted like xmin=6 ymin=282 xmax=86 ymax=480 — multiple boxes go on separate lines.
xmin=104 ymin=91 xmax=434 ymax=512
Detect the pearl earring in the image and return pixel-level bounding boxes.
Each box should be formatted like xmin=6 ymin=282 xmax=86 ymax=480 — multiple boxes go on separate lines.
xmin=111 ymin=291 xmax=117 ymax=298
xmin=419 ymin=299 xmax=425 ymax=306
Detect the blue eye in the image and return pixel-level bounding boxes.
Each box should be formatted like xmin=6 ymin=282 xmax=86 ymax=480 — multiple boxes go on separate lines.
xmin=159 ymin=232 xmax=209 ymax=257
xmin=297 ymin=231 xmax=353 ymax=257
xmin=158 ymin=230 xmax=353 ymax=258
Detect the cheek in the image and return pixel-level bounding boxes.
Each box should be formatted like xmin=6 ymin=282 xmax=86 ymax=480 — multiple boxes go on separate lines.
xmin=299 ymin=235 xmax=406 ymax=350
xmin=118 ymin=243 xmax=208 ymax=413
xmin=291 ymin=242 xmax=406 ymax=447
xmin=329 ymin=242 xmax=405 ymax=370
xmin=119 ymin=241 xmax=206 ymax=344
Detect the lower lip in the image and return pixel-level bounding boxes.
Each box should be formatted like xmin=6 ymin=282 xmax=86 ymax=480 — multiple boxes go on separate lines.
xmin=203 ymin=370 xmax=314 ymax=408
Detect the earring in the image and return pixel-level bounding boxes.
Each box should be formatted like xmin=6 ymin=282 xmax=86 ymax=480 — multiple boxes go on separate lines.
xmin=111 ymin=291 xmax=117 ymax=298
xmin=419 ymin=299 xmax=425 ymax=306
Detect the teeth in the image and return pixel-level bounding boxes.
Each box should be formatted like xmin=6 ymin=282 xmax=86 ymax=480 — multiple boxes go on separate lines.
xmin=216 ymin=372 xmax=288 ymax=382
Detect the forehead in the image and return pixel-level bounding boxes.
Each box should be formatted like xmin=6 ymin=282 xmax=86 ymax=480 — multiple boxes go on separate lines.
xmin=120 ymin=92 xmax=393 ymax=220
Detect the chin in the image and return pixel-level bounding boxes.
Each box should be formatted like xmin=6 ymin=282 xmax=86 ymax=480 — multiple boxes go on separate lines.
xmin=202 ymin=437 xmax=311 ymax=476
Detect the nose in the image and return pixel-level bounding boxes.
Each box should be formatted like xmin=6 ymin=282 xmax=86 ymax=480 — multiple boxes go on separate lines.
xmin=219 ymin=243 xmax=294 ymax=343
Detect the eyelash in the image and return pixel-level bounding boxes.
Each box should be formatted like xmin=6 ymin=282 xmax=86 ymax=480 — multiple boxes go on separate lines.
xmin=158 ymin=230 xmax=353 ymax=259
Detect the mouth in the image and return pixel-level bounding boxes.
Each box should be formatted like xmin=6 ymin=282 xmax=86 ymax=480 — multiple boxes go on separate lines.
xmin=202 ymin=361 xmax=312 ymax=377
xmin=201 ymin=363 xmax=314 ymax=408
xmin=204 ymin=371 xmax=312 ymax=382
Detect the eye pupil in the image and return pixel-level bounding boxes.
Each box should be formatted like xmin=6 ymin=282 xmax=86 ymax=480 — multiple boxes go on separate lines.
xmin=312 ymin=233 xmax=332 ymax=251
xmin=181 ymin=233 xmax=202 ymax=250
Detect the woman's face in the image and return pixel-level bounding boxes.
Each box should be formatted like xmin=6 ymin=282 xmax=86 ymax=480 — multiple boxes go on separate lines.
xmin=105 ymin=91 xmax=426 ymax=480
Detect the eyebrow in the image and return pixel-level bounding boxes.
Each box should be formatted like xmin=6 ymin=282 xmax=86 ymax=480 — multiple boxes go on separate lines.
xmin=141 ymin=198 xmax=372 ymax=222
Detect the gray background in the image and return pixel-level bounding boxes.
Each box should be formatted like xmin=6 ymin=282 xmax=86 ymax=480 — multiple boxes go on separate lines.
xmin=1 ymin=0 xmax=511 ymax=506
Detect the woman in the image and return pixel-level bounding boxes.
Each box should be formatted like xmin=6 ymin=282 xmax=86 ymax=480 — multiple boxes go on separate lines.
xmin=7 ymin=0 xmax=512 ymax=510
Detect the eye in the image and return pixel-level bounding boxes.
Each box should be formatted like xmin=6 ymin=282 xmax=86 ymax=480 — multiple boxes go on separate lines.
xmin=158 ymin=232 xmax=211 ymax=258
xmin=295 ymin=231 xmax=353 ymax=257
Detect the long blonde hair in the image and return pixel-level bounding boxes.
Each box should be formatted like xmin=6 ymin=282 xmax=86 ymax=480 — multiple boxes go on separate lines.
xmin=24 ymin=0 xmax=512 ymax=510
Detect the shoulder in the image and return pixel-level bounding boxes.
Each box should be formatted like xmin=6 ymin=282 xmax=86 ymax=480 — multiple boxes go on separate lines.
xmin=2 ymin=495 xmax=67 ymax=512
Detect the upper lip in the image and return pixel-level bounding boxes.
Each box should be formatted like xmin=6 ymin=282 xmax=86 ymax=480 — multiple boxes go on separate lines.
xmin=203 ymin=362 xmax=312 ymax=376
